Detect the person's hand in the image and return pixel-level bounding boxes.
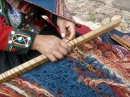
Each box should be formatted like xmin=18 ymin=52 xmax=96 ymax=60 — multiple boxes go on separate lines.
xmin=31 ymin=34 xmax=71 ymax=62
xmin=57 ymin=17 xmax=75 ymax=42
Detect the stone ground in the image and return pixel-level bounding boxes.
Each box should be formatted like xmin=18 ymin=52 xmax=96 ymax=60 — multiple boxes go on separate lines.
xmin=64 ymin=0 xmax=130 ymax=33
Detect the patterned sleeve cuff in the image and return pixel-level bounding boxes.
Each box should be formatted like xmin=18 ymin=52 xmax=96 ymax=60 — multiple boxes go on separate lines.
xmin=6 ymin=28 xmax=36 ymax=54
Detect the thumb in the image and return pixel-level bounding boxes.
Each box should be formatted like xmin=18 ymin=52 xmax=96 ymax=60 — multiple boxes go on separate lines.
xmin=58 ymin=24 xmax=67 ymax=38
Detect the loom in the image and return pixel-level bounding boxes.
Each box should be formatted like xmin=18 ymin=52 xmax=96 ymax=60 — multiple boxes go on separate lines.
xmin=0 ymin=19 xmax=121 ymax=83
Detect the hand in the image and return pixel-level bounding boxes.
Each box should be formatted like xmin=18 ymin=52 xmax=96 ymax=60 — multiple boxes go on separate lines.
xmin=31 ymin=35 xmax=71 ymax=62
xmin=57 ymin=17 xmax=75 ymax=42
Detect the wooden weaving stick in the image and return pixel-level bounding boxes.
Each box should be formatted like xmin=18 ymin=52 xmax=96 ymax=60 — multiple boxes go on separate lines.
xmin=110 ymin=34 xmax=130 ymax=51
xmin=0 ymin=19 xmax=121 ymax=83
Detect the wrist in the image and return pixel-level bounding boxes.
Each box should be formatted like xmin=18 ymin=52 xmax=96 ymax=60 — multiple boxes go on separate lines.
xmin=30 ymin=34 xmax=40 ymax=50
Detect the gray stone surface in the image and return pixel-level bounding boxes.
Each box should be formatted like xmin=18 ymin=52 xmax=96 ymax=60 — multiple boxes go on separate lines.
xmin=113 ymin=0 xmax=130 ymax=12
xmin=65 ymin=0 xmax=130 ymax=33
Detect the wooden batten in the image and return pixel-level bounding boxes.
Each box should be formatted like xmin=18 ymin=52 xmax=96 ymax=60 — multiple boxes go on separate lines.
xmin=0 ymin=19 xmax=121 ymax=83
xmin=111 ymin=34 xmax=130 ymax=50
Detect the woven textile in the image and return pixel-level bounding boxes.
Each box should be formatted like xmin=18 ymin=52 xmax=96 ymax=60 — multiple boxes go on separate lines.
xmin=0 ymin=29 xmax=130 ymax=97
xmin=0 ymin=0 xmax=129 ymax=97
xmin=6 ymin=0 xmax=74 ymax=22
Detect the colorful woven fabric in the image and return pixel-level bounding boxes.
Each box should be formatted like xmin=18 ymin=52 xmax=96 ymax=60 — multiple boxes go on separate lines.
xmin=0 ymin=77 xmax=53 ymax=97
xmin=6 ymin=0 xmax=74 ymax=22
xmin=0 ymin=0 xmax=129 ymax=97
xmin=0 ymin=31 xmax=130 ymax=97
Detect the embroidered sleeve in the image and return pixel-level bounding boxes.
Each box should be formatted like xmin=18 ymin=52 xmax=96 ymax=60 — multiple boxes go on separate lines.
xmin=7 ymin=28 xmax=36 ymax=54
xmin=0 ymin=15 xmax=36 ymax=54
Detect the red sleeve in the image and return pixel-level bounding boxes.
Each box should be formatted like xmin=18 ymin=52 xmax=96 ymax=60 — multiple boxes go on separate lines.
xmin=0 ymin=15 xmax=13 ymax=50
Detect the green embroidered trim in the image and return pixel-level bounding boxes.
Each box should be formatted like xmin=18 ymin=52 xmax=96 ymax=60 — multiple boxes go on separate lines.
xmin=6 ymin=28 xmax=33 ymax=52
xmin=0 ymin=0 xmax=11 ymax=25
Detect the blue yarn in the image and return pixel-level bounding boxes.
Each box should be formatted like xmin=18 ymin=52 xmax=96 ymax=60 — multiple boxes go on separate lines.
xmin=96 ymin=82 xmax=115 ymax=97
xmin=21 ymin=58 xmax=116 ymax=97
xmin=74 ymin=57 xmax=124 ymax=83
xmin=21 ymin=58 xmax=96 ymax=97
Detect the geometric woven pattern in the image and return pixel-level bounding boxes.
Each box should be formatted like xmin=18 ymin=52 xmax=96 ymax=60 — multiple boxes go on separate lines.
xmin=8 ymin=30 xmax=31 ymax=48
xmin=6 ymin=28 xmax=32 ymax=52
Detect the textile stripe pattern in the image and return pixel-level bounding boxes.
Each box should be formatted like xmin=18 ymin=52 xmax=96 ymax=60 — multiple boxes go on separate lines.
xmin=0 ymin=77 xmax=53 ymax=97
xmin=6 ymin=0 xmax=32 ymax=13
xmin=25 ymin=0 xmax=75 ymax=22
xmin=6 ymin=0 xmax=74 ymax=22
xmin=0 ymin=36 xmax=130 ymax=97
xmin=0 ymin=0 xmax=129 ymax=97
xmin=55 ymin=0 xmax=74 ymax=22
xmin=20 ymin=37 xmax=130 ymax=97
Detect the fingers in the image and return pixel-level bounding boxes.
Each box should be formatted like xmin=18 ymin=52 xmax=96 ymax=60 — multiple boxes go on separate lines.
xmin=60 ymin=25 xmax=75 ymax=40
xmin=57 ymin=17 xmax=75 ymax=40
xmin=57 ymin=45 xmax=68 ymax=55
xmin=59 ymin=40 xmax=71 ymax=52
xmin=52 ymin=50 xmax=64 ymax=59
xmin=46 ymin=53 xmax=57 ymax=62
xmin=67 ymin=25 xmax=75 ymax=40
xmin=49 ymin=42 xmax=71 ymax=62
xmin=37 ymin=34 xmax=71 ymax=62
xmin=46 ymin=48 xmax=68 ymax=62
xmin=58 ymin=21 xmax=67 ymax=38
xmin=53 ymin=41 xmax=71 ymax=58
xmin=62 ymin=38 xmax=69 ymax=43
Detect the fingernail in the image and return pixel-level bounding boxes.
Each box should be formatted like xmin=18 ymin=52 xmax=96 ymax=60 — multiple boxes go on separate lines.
xmin=61 ymin=33 xmax=65 ymax=38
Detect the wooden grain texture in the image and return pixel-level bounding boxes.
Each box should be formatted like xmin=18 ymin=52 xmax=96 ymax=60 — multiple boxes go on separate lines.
xmin=111 ymin=34 xmax=130 ymax=50
xmin=0 ymin=19 xmax=121 ymax=83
